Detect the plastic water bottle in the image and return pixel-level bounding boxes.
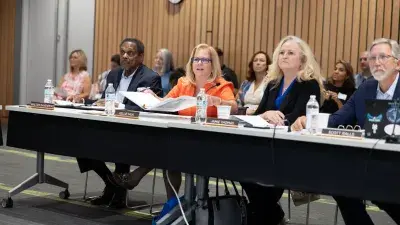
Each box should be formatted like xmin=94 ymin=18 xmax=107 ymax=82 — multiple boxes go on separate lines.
xmin=105 ymin=83 xmax=116 ymax=116
xmin=195 ymin=88 xmax=207 ymax=123
xmin=44 ymin=79 xmax=54 ymax=103
xmin=306 ymin=95 xmax=319 ymax=134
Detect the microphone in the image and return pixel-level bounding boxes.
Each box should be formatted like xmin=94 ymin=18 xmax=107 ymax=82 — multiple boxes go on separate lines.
xmin=205 ymin=82 xmax=221 ymax=93
xmin=284 ymin=119 xmax=292 ymax=133
xmin=386 ymin=98 xmax=400 ymax=144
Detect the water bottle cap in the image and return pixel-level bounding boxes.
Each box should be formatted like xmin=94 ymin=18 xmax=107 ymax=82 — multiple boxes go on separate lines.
xmin=108 ymin=83 xmax=113 ymax=86
xmin=200 ymin=88 xmax=205 ymax=91
xmin=310 ymin=95 xmax=316 ymax=99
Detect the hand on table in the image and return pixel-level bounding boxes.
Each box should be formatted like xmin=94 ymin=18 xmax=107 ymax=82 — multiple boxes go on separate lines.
xmin=246 ymin=108 xmax=256 ymax=115
xmin=207 ymin=95 xmax=222 ymax=106
xmin=260 ymin=110 xmax=285 ymax=125
xmin=94 ymin=99 xmax=105 ymax=106
xmin=66 ymin=95 xmax=84 ymax=103
xmin=291 ymin=116 xmax=307 ymax=131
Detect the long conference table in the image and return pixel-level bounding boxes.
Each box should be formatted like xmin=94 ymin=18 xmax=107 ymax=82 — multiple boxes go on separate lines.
xmin=3 ymin=105 xmax=400 ymax=216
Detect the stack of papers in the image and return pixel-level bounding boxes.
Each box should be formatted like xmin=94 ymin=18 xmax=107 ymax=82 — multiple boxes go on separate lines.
xmin=54 ymin=100 xmax=84 ymax=107
xmin=120 ymin=91 xmax=197 ymax=112
xmin=234 ymin=115 xmax=286 ymax=129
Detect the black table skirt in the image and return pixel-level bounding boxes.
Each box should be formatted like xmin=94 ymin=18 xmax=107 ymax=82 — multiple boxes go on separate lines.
xmin=6 ymin=111 xmax=400 ymax=204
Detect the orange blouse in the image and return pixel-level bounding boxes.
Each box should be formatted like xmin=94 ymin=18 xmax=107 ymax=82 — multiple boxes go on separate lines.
xmin=166 ymin=77 xmax=235 ymax=117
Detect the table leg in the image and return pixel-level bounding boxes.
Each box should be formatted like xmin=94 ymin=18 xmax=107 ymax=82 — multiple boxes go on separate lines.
xmin=1 ymin=152 xmax=69 ymax=208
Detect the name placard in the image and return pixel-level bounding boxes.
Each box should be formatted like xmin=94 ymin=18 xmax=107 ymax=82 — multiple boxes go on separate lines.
xmin=205 ymin=118 xmax=239 ymax=128
xmin=320 ymin=128 xmax=363 ymax=139
xmin=29 ymin=102 xmax=55 ymax=110
xmin=114 ymin=110 xmax=139 ymax=119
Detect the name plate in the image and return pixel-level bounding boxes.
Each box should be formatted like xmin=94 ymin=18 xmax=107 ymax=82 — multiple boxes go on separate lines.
xmin=320 ymin=128 xmax=363 ymax=139
xmin=114 ymin=110 xmax=139 ymax=119
xmin=205 ymin=118 xmax=239 ymax=128
xmin=29 ymin=102 xmax=55 ymax=110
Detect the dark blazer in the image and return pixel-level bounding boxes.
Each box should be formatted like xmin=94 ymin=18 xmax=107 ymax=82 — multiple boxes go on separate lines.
xmin=102 ymin=65 xmax=161 ymax=111
xmin=328 ymin=77 xmax=400 ymax=129
xmin=254 ymin=78 xmax=321 ymax=124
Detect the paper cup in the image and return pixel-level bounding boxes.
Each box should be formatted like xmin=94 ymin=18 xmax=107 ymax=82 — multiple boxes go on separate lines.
xmin=317 ymin=113 xmax=330 ymax=130
xmin=217 ymin=105 xmax=231 ymax=119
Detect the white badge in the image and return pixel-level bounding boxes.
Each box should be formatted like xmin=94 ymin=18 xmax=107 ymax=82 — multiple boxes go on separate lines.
xmin=338 ymin=92 xmax=347 ymax=101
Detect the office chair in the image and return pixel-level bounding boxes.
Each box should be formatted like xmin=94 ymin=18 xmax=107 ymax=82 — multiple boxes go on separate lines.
xmin=286 ymin=190 xmax=316 ymax=225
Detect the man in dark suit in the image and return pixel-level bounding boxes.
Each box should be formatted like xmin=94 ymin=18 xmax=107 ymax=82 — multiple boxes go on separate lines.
xmin=77 ymin=38 xmax=161 ymax=208
xmin=292 ymin=38 xmax=400 ymax=225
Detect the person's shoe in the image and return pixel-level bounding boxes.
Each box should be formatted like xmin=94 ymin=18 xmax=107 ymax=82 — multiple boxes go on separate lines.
xmin=90 ymin=185 xmax=114 ymax=206
xmin=278 ymin=218 xmax=287 ymax=225
xmin=112 ymin=172 xmax=136 ymax=190
xmin=108 ymin=188 xmax=127 ymax=209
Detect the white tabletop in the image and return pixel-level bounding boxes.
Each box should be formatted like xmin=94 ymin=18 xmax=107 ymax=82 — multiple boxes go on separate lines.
xmin=6 ymin=105 xmax=172 ymax=128
xmin=6 ymin=105 xmax=400 ymax=152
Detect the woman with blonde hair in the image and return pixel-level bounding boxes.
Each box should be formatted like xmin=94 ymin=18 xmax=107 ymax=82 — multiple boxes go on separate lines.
xmin=241 ymin=36 xmax=324 ymax=225
xmin=153 ymin=48 xmax=175 ymax=96
xmin=55 ymin=49 xmax=91 ymax=102
xmin=113 ymin=43 xmax=237 ymax=200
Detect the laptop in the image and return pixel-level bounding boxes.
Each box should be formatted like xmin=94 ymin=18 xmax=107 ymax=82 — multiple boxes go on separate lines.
xmin=364 ymin=99 xmax=400 ymax=138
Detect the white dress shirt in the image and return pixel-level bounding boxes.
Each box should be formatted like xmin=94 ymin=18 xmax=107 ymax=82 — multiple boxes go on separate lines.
xmin=116 ymin=68 xmax=138 ymax=108
xmin=243 ymin=81 xmax=267 ymax=110
xmin=376 ymin=73 xmax=399 ymax=100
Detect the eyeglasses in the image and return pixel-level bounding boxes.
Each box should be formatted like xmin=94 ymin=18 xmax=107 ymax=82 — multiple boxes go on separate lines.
xmin=191 ymin=57 xmax=212 ymax=64
xmin=367 ymin=54 xmax=398 ymax=63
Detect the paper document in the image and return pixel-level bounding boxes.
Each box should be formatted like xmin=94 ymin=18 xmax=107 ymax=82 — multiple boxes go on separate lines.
xmin=54 ymin=100 xmax=84 ymax=107
xmin=234 ymin=115 xmax=286 ymax=129
xmin=120 ymin=91 xmax=197 ymax=112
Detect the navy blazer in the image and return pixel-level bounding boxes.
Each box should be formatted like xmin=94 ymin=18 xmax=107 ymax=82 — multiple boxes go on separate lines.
xmin=102 ymin=65 xmax=161 ymax=111
xmin=254 ymin=78 xmax=321 ymax=124
xmin=328 ymin=77 xmax=400 ymax=128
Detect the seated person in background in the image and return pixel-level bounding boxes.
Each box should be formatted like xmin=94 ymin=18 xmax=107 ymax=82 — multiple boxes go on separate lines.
xmin=241 ymin=36 xmax=325 ymax=225
xmin=237 ymin=51 xmax=271 ymax=115
xmin=153 ymin=48 xmax=175 ymax=96
xmin=354 ymin=51 xmax=373 ymax=88
xmin=55 ymin=49 xmax=91 ymax=102
xmin=169 ymin=67 xmax=186 ymax=88
xmin=292 ymin=38 xmax=400 ymax=225
xmin=90 ymin=54 xmax=121 ymax=100
xmin=215 ymin=47 xmax=239 ymax=91
xmin=321 ymin=60 xmax=356 ymax=114
xmin=113 ymin=44 xmax=237 ymax=200
xmin=76 ymin=38 xmax=161 ymax=209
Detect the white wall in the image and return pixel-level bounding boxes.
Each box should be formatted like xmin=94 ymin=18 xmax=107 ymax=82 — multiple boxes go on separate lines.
xmin=17 ymin=0 xmax=95 ymax=104
xmin=68 ymin=0 xmax=95 ymax=77
xmin=23 ymin=0 xmax=58 ymax=104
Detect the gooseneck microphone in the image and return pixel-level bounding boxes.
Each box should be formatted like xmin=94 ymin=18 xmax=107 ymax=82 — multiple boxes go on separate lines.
xmin=205 ymin=82 xmax=221 ymax=93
